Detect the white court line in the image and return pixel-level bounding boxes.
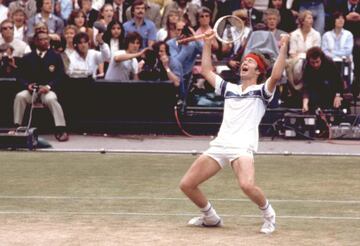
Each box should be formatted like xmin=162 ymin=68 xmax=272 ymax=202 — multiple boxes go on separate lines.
xmin=0 ymin=196 xmax=360 ymax=204
xmin=0 ymin=211 xmax=359 ymax=220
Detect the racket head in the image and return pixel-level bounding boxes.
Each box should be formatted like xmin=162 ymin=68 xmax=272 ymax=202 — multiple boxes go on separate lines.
xmin=213 ymin=15 xmax=245 ymax=44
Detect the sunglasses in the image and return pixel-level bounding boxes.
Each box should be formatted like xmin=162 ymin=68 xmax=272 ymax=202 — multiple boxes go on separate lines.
xmin=1 ymin=26 xmax=14 ymax=30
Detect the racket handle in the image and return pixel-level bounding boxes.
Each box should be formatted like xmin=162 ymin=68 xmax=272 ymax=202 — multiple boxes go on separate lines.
xmin=176 ymin=34 xmax=206 ymax=45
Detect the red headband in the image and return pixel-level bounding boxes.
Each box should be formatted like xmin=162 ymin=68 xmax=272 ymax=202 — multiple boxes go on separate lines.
xmin=244 ymin=53 xmax=266 ymax=74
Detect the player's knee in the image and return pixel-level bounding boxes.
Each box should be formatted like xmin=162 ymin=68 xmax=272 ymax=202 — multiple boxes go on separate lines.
xmin=179 ymin=178 xmax=194 ymax=193
xmin=239 ymin=180 xmax=255 ymax=194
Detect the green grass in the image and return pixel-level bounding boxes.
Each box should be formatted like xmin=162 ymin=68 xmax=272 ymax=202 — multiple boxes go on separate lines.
xmin=0 ymin=152 xmax=359 ymax=245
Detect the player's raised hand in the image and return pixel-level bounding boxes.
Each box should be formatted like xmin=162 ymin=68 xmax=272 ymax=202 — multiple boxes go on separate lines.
xmin=279 ymin=34 xmax=290 ymax=48
xmin=203 ymin=30 xmax=215 ymax=42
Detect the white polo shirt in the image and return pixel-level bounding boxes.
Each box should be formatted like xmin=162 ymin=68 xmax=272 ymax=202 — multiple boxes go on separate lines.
xmin=210 ymin=75 xmax=274 ymax=152
xmin=105 ymin=50 xmax=138 ymax=81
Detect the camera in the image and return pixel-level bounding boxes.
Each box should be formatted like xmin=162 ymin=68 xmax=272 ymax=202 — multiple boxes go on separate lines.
xmin=31 ymin=84 xmax=40 ymax=91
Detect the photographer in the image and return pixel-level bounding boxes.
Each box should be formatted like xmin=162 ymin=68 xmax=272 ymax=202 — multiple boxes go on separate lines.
xmin=166 ymin=18 xmax=202 ymax=98
xmin=0 ymin=43 xmax=18 ymax=77
xmin=138 ymin=41 xmax=182 ymax=88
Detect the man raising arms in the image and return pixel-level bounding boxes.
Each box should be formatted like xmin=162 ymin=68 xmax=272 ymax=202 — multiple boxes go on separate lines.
xmin=179 ymin=30 xmax=289 ymax=234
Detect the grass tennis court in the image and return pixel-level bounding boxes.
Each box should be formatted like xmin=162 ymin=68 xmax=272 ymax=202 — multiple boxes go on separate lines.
xmin=0 ymin=152 xmax=359 ymax=245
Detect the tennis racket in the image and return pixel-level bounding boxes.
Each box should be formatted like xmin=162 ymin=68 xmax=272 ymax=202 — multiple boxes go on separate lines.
xmin=177 ymin=15 xmax=245 ymax=45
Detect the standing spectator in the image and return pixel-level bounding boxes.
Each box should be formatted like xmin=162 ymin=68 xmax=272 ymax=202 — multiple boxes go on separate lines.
xmin=287 ymin=10 xmax=321 ymax=92
xmin=13 ymin=31 xmax=69 ymax=141
xmin=340 ymin=0 xmax=360 ymax=96
xmin=162 ymin=0 xmax=199 ymax=28
xmin=125 ymin=0 xmax=162 ymax=28
xmin=301 ymin=47 xmax=344 ymax=112
xmin=0 ymin=0 xmax=8 ymax=24
xmin=123 ymin=0 xmax=157 ymax=48
xmin=27 ymin=0 xmax=64 ymax=40
xmin=156 ymin=9 xmax=180 ymax=41
xmin=291 ymin=0 xmax=326 ymax=34
xmin=8 ymin=0 xmax=37 ymax=19
xmin=105 ymin=31 xmax=145 ymax=80
xmin=235 ymin=0 xmax=264 ymax=30
xmin=102 ymin=19 xmax=125 ymax=54
xmin=10 ymin=8 xmax=28 ymax=42
xmin=0 ymin=19 xmax=31 ymax=58
xmin=268 ymin=0 xmax=296 ymax=33
xmin=67 ymin=32 xmax=110 ymax=78
xmin=322 ymin=11 xmax=353 ymax=61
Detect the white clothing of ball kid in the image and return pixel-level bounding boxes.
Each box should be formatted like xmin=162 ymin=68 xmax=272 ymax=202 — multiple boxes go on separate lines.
xmin=204 ymin=74 xmax=274 ymax=167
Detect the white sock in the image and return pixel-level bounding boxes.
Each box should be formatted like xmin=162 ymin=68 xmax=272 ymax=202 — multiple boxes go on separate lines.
xmin=260 ymin=200 xmax=275 ymax=222
xmin=200 ymin=202 xmax=220 ymax=223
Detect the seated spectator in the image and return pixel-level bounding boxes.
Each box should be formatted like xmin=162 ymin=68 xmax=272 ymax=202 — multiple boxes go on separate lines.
xmin=0 ymin=43 xmax=18 ymax=77
xmin=67 ymin=9 xmax=94 ymax=47
xmin=0 ymin=0 xmax=8 ymax=24
xmin=74 ymin=0 xmax=97 ymax=27
xmin=13 ymin=31 xmax=69 ymax=141
xmin=194 ymin=7 xmax=219 ymax=53
xmin=126 ymin=0 xmax=162 ymax=28
xmin=291 ymin=0 xmax=325 ymax=34
xmin=61 ymin=25 xmax=77 ymax=72
xmin=105 ymin=31 xmax=146 ymax=81
xmin=110 ymin=0 xmax=130 ymax=24
xmin=0 ymin=20 xmax=31 ymax=58
xmin=54 ymin=0 xmax=73 ymax=23
xmin=221 ymin=9 xmax=251 ymax=59
xmin=322 ymin=11 xmax=353 ymax=61
xmin=138 ymin=41 xmax=182 ymax=88
xmin=10 ymin=8 xmax=28 ymax=42
xmin=301 ymin=47 xmax=344 ymax=112
xmin=234 ymin=0 xmax=264 ymax=30
xmin=8 ymin=0 xmax=37 ymax=20
xmin=102 ymin=19 xmax=125 ymax=55
xmin=92 ymin=3 xmax=115 ymax=46
xmin=287 ymin=10 xmax=321 ymax=92
xmin=123 ymin=0 xmax=157 ymax=48
xmin=162 ymin=0 xmax=199 ymax=28
xmin=156 ymin=9 xmax=180 ymax=41
xmin=263 ymin=8 xmax=288 ymax=46
xmin=167 ymin=18 xmax=202 ymax=97
xmin=340 ymin=0 xmax=360 ymax=97
xmin=67 ymin=31 xmax=110 ymax=78
xmin=268 ymin=0 xmax=296 ymax=33
xmin=27 ymin=0 xmax=64 ymax=40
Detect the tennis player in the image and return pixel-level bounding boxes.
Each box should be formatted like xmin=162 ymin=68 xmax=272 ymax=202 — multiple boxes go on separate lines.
xmin=179 ymin=30 xmax=289 ymax=234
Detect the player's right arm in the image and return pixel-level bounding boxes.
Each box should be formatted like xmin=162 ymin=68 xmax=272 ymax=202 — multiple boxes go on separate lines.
xmin=200 ymin=30 xmax=217 ymax=88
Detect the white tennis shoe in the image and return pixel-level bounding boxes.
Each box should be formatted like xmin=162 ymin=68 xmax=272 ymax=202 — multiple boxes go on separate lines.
xmin=188 ymin=215 xmax=223 ymax=227
xmin=260 ymin=212 xmax=276 ymax=234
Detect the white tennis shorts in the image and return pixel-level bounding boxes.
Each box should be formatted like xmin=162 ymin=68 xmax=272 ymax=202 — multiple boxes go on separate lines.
xmin=203 ymin=145 xmax=254 ymax=168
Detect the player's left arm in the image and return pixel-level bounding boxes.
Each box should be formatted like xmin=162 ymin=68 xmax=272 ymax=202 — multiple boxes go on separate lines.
xmin=266 ymin=34 xmax=289 ymax=93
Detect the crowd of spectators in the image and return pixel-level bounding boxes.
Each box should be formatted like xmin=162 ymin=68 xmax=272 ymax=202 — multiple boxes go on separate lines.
xmin=0 ymin=0 xmax=359 ymax=141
